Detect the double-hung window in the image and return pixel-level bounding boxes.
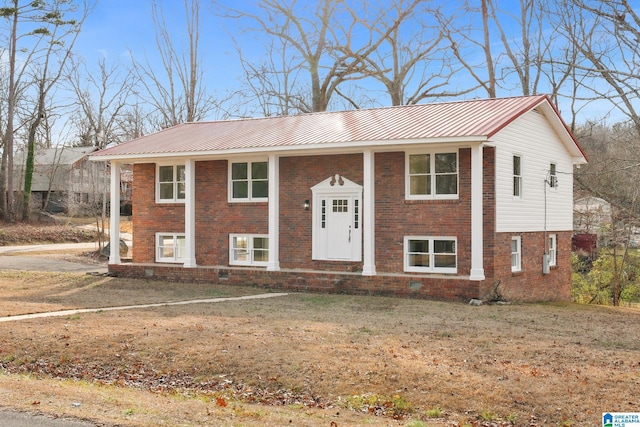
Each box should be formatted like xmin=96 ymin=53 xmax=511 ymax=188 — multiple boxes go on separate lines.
xmin=549 ymin=163 xmax=558 ymax=189
xmin=157 ymin=165 xmax=185 ymax=203
xmin=513 ymin=155 xmax=522 ymax=198
xmin=511 ymin=236 xmax=522 ymax=272
xmin=230 ymin=234 xmax=269 ymax=266
xmin=404 ymin=236 xmax=457 ymax=273
xmin=407 ymin=151 xmax=458 ymax=199
xmin=229 ymin=160 xmax=268 ymax=201
xmin=156 ymin=233 xmax=185 ymax=263
xmin=548 ymin=234 xmax=557 ymax=267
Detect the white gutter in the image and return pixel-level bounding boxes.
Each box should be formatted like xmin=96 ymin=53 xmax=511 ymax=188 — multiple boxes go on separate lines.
xmin=88 ymin=136 xmax=490 ymax=163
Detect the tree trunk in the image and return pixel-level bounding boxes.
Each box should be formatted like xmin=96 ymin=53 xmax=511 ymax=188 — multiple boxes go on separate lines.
xmin=0 ymin=138 xmax=7 ymax=217
xmin=481 ymin=0 xmax=496 ymax=98
xmin=4 ymin=0 xmax=19 ymax=221
xmin=22 ymin=117 xmax=41 ymax=221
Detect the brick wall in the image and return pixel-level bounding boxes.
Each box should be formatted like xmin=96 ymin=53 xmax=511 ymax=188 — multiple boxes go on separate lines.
xmin=195 ymin=160 xmax=268 ymax=265
xmin=488 ymin=230 xmax=572 ymax=302
xmin=125 ymin=146 xmax=571 ymax=303
xmin=374 ymin=150 xmax=473 ymax=274
xmin=279 ymin=154 xmax=363 ymax=270
xmin=132 ymin=164 xmax=186 ymax=263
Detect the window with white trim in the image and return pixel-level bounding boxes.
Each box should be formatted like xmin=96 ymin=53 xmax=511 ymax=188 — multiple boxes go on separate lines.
xmin=406 ymin=151 xmax=458 ymax=199
xmin=404 ymin=236 xmax=457 ymax=273
xmin=513 ymin=155 xmax=522 ymax=198
xmin=548 ymin=234 xmax=557 ymax=267
xmin=549 ymin=163 xmax=558 ymax=189
xmin=157 ymin=165 xmax=186 ymax=203
xmin=511 ymin=236 xmax=522 ymax=272
xmin=156 ymin=233 xmax=185 ymax=263
xmin=230 ymin=234 xmax=269 ymax=266
xmin=229 ymin=161 xmax=268 ymax=201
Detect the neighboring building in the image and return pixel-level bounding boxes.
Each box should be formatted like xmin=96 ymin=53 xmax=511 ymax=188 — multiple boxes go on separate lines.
xmin=14 ymin=146 xmax=132 ymax=216
xmin=91 ymin=95 xmax=587 ymax=302
xmin=573 ymin=196 xmax=611 ymax=258
xmin=574 ymin=196 xmax=612 ymax=234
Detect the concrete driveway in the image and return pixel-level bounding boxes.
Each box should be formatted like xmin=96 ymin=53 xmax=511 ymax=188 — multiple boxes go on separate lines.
xmin=0 ymin=410 xmax=97 ymax=427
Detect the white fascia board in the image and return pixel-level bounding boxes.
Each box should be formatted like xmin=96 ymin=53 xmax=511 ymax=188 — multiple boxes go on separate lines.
xmin=88 ymin=135 xmax=489 ymax=163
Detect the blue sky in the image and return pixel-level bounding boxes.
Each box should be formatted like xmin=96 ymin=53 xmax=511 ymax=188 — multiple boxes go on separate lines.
xmin=75 ymin=0 xmax=242 ymax=98
xmin=63 ymin=0 xmax=629 ymax=124
xmin=77 ymin=1 xmax=233 ymax=75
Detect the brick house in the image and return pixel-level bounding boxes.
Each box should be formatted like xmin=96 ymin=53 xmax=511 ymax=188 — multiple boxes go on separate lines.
xmin=91 ymin=95 xmax=587 ymax=302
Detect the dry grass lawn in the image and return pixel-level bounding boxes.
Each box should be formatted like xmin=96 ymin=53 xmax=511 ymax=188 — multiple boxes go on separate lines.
xmin=0 ymin=269 xmax=639 ymax=426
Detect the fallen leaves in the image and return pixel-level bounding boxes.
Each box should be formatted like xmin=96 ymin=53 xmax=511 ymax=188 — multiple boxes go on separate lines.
xmin=0 ymin=224 xmax=97 ymax=246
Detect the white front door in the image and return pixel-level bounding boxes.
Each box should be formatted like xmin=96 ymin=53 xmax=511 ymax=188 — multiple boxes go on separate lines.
xmin=311 ymin=175 xmax=362 ymax=262
xmin=326 ymin=197 xmax=353 ymax=260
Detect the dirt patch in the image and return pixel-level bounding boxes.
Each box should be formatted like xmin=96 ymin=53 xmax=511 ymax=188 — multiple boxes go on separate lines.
xmin=0 ymin=271 xmax=638 ymax=426
xmin=0 ymin=223 xmax=98 ymax=246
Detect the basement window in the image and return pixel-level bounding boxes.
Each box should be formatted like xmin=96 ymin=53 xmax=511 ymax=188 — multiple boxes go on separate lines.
xmin=156 ymin=233 xmax=185 ymax=263
xmin=404 ymin=236 xmax=457 ymax=274
xmin=230 ymin=234 xmax=269 ymax=266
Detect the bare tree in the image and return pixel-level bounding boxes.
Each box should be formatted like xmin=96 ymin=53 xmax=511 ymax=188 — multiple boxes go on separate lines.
xmin=439 ymin=0 xmax=496 ymax=98
xmin=0 ymin=0 xmax=90 ymax=221
xmin=351 ymin=0 xmax=471 ymax=106
xmin=21 ymin=1 xmax=89 ymax=221
xmin=133 ymin=0 xmax=218 ymax=128
xmin=555 ymin=0 xmax=640 ymax=133
xmin=232 ymin=33 xmax=302 ymax=117
xmin=488 ymin=0 xmax=549 ymax=96
xmin=67 ymin=57 xmax=136 ymax=148
xmin=225 ymin=0 xmax=383 ymax=113
xmin=1 ymin=0 xmax=23 ymax=221
xmin=574 ymin=122 xmax=640 ymax=305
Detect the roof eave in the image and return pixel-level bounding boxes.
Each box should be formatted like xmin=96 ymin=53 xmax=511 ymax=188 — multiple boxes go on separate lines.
xmin=89 ymin=135 xmax=490 ymax=163
xmin=534 ymin=97 xmax=589 ymax=163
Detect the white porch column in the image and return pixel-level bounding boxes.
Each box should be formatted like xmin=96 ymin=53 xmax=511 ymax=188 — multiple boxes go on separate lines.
xmin=109 ymin=161 xmax=121 ymax=264
xmin=267 ymin=155 xmax=280 ymax=271
xmin=362 ymin=150 xmax=376 ymax=276
xmin=470 ymin=143 xmax=485 ymax=280
xmin=183 ymin=159 xmax=197 ymax=268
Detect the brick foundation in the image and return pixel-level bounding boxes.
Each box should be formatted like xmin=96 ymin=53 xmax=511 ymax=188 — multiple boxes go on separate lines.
xmin=109 ymin=263 xmax=482 ymax=301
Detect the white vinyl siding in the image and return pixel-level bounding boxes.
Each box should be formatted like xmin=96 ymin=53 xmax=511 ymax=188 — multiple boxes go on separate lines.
xmin=495 ymin=110 xmax=575 ymax=232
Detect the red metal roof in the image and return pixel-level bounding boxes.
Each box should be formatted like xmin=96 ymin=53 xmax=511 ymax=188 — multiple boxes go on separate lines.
xmin=91 ymin=95 xmax=586 ymax=161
